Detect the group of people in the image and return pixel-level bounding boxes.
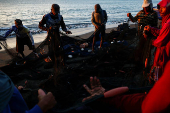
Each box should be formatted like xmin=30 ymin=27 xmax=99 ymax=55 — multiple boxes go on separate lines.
xmin=2 ymin=3 xmax=107 ymax=61
xmin=128 ymin=0 xmax=170 ymax=80
xmin=2 ymin=4 xmax=72 ymax=61
xmin=127 ymin=0 xmax=158 ymax=75
xmin=1 ymin=0 xmax=170 ymax=112
xmin=0 ymin=3 xmax=107 ymax=113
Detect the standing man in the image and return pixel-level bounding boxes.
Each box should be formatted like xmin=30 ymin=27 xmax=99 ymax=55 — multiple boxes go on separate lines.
xmin=91 ymin=4 xmax=107 ymax=52
xmin=127 ymin=0 xmax=158 ymax=37
xmin=127 ymin=0 xmax=158 ymax=73
xmin=39 ymin=4 xmax=72 ymax=67
xmin=144 ymin=0 xmax=170 ymax=78
xmin=3 ymin=19 xmax=35 ymax=58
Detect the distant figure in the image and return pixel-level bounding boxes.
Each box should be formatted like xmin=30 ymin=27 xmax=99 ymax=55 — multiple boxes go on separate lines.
xmin=91 ymin=4 xmax=107 ymax=52
xmin=127 ymin=0 xmax=158 ymax=73
xmin=39 ymin=4 xmax=72 ymax=67
xmin=3 ymin=19 xmax=35 ymax=58
xmin=144 ymin=0 xmax=170 ymax=78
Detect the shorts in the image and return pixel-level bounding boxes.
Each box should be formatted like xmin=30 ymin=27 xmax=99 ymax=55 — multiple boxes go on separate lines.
xmin=16 ymin=36 xmax=33 ymax=53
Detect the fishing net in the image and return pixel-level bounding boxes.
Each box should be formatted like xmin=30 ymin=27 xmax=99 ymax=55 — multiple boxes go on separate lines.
xmin=0 ymin=25 xmax=152 ymax=112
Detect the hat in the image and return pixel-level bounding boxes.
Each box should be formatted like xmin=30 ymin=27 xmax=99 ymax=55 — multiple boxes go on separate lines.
xmin=142 ymin=0 xmax=152 ymax=8
xmin=158 ymin=0 xmax=170 ymax=7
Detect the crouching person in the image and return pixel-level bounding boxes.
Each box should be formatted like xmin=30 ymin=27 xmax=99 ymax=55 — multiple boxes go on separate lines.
xmin=3 ymin=19 xmax=35 ymax=58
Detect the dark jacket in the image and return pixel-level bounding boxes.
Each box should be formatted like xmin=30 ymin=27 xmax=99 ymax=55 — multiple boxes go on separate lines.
xmin=39 ymin=12 xmax=67 ymax=32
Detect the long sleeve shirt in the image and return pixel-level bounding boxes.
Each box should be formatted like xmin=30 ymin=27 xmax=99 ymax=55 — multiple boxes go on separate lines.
xmin=39 ymin=12 xmax=67 ymax=32
xmin=129 ymin=10 xmax=158 ymax=27
xmin=98 ymin=93 xmax=146 ymax=113
xmin=129 ymin=10 xmax=158 ymax=35
xmin=149 ymin=17 xmax=170 ymax=77
xmin=1 ymin=87 xmax=43 ymax=113
xmin=142 ymin=61 xmax=170 ymax=113
xmin=4 ymin=25 xmax=34 ymax=45
xmin=150 ymin=19 xmax=170 ymax=47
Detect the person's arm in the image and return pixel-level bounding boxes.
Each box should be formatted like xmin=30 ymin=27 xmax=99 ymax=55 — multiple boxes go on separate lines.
xmin=152 ymin=11 xmax=158 ymax=28
xmin=91 ymin=12 xmax=100 ymax=28
xmin=83 ymin=77 xmax=146 ymax=113
xmin=27 ymin=31 xmax=36 ymax=51
xmin=83 ymin=77 xmax=129 ymax=101
xmin=100 ymin=93 xmax=146 ymax=113
xmin=103 ymin=10 xmax=107 ymax=25
xmin=26 ymin=31 xmax=34 ymax=46
xmin=37 ymin=89 xmax=56 ymax=113
xmin=150 ymin=27 xmax=160 ymax=37
xmin=144 ymin=25 xmax=160 ymax=38
xmin=3 ymin=26 xmax=15 ymax=38
xmin=127 ymin=13 xmax=138 ymax=22
xmin=25 ymin=105 xmax=43 ymax=113
xmin=39 ymin=16 xmax=48 ymax=31
xmin=24 ymin=89 xmax=56 ymax=113
xmin=152 ymin=22 xmax=170 ymax=47
xmin=142 ymin=61 xmax=170 ymax=113
xmin=60 ymin=16 xmax=72 ymax=34
xmin=104 ymin=87 xmax=129 ymax=98
xmin=8 ymin=87 xmax=56 ymax=113
xmin=143 ymin=12 xmax=158 ymax=38
xmin=60 ymin=16 xmax=67 ymax=32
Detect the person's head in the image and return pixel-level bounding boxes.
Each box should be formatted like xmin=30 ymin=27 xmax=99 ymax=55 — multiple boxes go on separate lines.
xmin=157 ymin=0 xmax=170 ymax=17
xmin=15 ymin=19 xmax=23 ymax=29
xmin=94 ymin=4 xmax=101 ymax=13
xmin=142 ymin=0 xmax=153 ymax=13
xmin=51 ymin=4 xmax=60 ymax=15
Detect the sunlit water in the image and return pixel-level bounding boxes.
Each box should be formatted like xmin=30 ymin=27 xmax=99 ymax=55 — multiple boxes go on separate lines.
xmin=0 ymin=0 xmax=160 ymax=35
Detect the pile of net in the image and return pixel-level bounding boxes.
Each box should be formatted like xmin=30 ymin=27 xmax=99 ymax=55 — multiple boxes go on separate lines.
xmin=0 ymin=25 xmax=152 ymax=112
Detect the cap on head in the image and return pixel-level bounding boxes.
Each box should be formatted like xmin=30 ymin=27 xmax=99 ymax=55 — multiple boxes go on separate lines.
xmin=15 ymin=19 xmax=22 ymax=25
xmin=142 ymin=0 xmax=153 ymax=8
xmin=158 ymin=0 xmax=170 ymax=7
xmin=51 ymin=4 xmax=60 ymax=13
xmin=95 ymin=4 xmax=101 ymax=13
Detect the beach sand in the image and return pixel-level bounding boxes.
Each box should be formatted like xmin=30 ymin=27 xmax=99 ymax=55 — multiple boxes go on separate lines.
xmin=0 ymin=23 xmax=137 ymax=67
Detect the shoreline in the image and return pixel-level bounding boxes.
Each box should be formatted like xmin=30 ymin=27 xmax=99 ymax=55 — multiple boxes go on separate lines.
xmin=0 ymin=22 xmax=137 ymax=67
xmin=0 ymin=22 xmax=137 ymax=51
xmin=0 ymin=24 xmax=119 ymax=52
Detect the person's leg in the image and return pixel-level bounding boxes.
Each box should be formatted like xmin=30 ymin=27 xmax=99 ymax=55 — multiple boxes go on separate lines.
xmin=92 ymin=29 xmax=100 ymax=52
xmin=92 ymin=37 xmax=96 ymax=52
xmin=19 ymin=51 xmax=25 ymax=58
xmin=16 ymin=37 xmax=25 ymax=58
xmin=100 ymin=26 xmax=105 ymax=49
xmin=48 ymin=42 xmax=55 ymax=63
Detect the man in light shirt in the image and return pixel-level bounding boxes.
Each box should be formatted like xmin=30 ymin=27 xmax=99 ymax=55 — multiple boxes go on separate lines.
xmin=3 ymin=19 xmax=35 ymax=58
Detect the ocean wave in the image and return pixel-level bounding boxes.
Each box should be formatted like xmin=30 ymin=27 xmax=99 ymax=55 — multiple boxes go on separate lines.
xmin=0 ymin=19 xmax=128 ymax=37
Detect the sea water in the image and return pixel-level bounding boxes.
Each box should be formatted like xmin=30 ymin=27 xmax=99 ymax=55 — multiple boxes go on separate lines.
xmin=0 ymin=0 xmax=160 ymax=49
xmin=0 ymin=0 xmax=160 ymax=33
